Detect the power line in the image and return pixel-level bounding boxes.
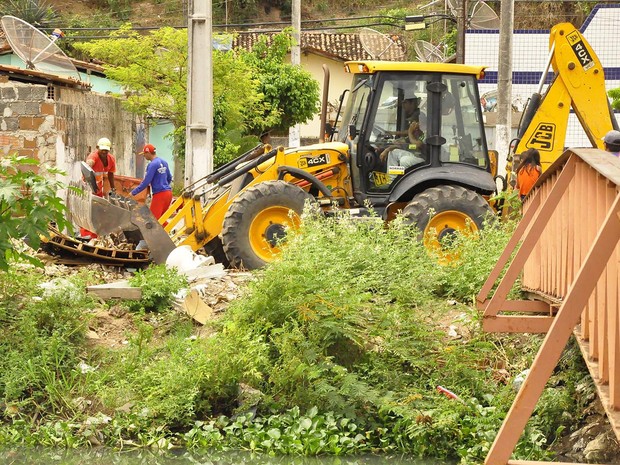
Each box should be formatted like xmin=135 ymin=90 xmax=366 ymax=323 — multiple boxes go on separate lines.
xmin=64 ymin=22 xmax=406 ymax=40
xmin=41 ymin=14 xmax=405 ymax=34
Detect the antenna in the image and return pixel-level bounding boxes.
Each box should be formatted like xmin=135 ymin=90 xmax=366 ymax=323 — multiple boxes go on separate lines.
xmin=1 ymin=15 xmax=81 ymax=81
xmin=359 ymin=27 xmax=405 ymax=61
xmin=446 ymin=0 xmax=499 ymax=29
xmin=414 ymin=39 xmax=446 ymax=62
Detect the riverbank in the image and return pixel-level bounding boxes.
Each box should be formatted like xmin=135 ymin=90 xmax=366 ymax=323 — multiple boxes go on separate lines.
xmin=0 ymin=214 xmax=618 ymax=462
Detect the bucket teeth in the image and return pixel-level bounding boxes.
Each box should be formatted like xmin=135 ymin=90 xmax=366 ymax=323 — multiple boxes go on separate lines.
xmin=67 ymin=181 xmax=138 ymax=236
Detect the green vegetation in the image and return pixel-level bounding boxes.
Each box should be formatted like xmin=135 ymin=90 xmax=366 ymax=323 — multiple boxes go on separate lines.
xmin=0 ymin=213 xmax=594 ymax=463
xmin=73 ymin=27 xmax=319 ymax=167
xmin=0 ymin=155 xmax=72 ymax=270
xmin=126 ymin=264 xmax=188 ymax=313
xmin=609 ymin=88 xmax=620 ymax=111
xmin=0 ymin=0 xmax=58 ymax=26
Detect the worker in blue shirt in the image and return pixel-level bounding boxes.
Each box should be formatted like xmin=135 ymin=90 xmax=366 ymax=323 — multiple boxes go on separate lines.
xmin=131 ymin=144 xmax=173 ymax=219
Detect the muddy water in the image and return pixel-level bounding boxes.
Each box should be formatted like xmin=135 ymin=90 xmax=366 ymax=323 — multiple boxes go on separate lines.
xmin=0 ymin=448 xmax=448 ymax=465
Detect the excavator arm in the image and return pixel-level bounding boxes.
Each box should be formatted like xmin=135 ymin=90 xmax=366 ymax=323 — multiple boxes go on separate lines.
xmin=512 ymin=23 xmax=618 ymax=175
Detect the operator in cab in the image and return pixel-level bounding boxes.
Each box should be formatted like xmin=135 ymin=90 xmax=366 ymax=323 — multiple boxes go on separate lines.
xmin=390 ymin=91 xmax=425 ymax=138
xmin=380 ymin=118 xmax=426 ymax=178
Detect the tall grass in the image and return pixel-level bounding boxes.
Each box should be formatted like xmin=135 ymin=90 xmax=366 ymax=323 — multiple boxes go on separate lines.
xmin=0 ymin=214 xmax=593 ymax=462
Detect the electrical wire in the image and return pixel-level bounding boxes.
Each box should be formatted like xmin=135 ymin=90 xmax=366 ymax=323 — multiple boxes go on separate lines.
xmin=41 ymin=14 xmax=406 ymax=33
xmin=63 ymin=22 xmax=405 ymax=40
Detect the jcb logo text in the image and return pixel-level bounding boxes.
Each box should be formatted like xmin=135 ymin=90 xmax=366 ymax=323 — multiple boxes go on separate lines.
xmin=527 ymin=123 xmax=556 ymax=151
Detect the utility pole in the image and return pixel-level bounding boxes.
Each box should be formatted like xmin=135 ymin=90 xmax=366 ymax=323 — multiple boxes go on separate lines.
xmin=496 ymin=0 xmax=514 ymax=178
xmin=455 ymin=0 xmax=467 ymax=63
xmin=185 ymin=0 xmax=213 ymax=186
xmin=288 ymin=0 xmax=301 ymax=148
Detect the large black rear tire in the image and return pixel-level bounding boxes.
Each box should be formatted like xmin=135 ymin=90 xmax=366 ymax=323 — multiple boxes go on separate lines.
xmin=221 ymin=180 xmax=313 ymax=270
xmin=402 ymin=185 xmax=494 ymax=248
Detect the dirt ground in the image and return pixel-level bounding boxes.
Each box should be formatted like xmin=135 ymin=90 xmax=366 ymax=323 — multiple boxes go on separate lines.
xmin=46 ymin=0 xmax=181 ymax=27
xmin=35 ymin=257 xmax=253 ymax=349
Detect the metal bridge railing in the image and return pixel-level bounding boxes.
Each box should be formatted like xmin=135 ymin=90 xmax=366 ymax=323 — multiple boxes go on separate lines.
xmin=477 ymin=148 xmax=620 ymax=465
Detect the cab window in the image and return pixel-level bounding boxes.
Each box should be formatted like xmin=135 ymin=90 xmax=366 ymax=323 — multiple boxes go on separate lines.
xmin=439 ymin=77 xmax=488 ymax=169
xmin=365 ymin=75 xmax=430 ymax=192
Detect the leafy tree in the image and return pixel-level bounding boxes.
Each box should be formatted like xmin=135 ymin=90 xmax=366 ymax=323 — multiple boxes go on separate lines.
xmin=73 ymin=26 xmax=320 ymax=167
xmin=239 ymin=30 xmax=320 ymax=133
xmin=609 ymin=88 xmax=620 ymax=111
xmin=0 ymin=155 xmax=71 ymax=270
xmin=73 ymin=25 xmax=275 ymax=165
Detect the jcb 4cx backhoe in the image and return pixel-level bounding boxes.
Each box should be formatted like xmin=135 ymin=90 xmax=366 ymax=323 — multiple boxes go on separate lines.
xmin=68 ymin=22 xmax=620 ymax=270
xmin=69 ymin=60 xmax=500 ymax=269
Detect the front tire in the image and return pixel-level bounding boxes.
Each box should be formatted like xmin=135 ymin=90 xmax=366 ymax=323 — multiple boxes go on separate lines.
xmin=221 ymin=180 xmax=313 ymax=270
xmin=402 ymin=185 xmax=494 ymax=249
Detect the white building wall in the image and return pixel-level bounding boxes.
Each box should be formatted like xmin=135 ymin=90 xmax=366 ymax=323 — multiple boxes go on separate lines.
xmin=298 ymin=53 xmax=351 ymax=141
xmin=466 ymin=4 xmax=620 ymax=150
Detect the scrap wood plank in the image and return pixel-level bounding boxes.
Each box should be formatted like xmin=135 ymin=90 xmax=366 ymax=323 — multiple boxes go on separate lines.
xmin=181 ymin=290 xmax=214 ymax=325
xmin=87 ymin=280 xmax=141 ymax=300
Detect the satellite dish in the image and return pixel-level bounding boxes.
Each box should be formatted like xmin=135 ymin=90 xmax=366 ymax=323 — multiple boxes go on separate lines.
xmin=414 ymin=40 xmax=446 ymax=62
xmin=359 ymin=27 xmax=405 ymax=61
xmin=1 ymin=15 xmax=81 ymax=81
xmin=469 ymin=1 xmax=500 ymax=29
xmin=446 ymin=0 xmax=500 ymax=30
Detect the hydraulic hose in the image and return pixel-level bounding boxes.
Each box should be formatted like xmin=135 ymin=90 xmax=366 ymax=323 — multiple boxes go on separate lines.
xmin=216 ymin=148 xmax=278 ymax=187
xmin=276 ymin=166 xmax=334 ymax=198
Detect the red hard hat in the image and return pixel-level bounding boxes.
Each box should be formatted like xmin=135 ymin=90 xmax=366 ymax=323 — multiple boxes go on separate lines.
xmin=140 ymin=144 xmax=156 ymax=154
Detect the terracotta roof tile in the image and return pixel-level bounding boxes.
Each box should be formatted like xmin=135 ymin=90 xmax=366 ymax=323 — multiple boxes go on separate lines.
xmin=0 ymin=63 xmax=91 ymax=89
xmin=233 ymin=31 xmax=406 ymax=61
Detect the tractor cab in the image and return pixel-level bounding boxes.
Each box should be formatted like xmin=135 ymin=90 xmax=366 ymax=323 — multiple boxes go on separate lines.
xmin=335 ymin=61 xmax=495 ymax=210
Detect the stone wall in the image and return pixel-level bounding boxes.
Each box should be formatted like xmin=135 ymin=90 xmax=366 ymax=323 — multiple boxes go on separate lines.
xmin=0 ymin=76 xmax=140 ymax=185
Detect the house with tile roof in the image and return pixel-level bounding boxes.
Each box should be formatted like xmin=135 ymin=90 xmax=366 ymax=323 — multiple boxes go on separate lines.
xmin=0 ymin=24 xmax=408 ymax=175
xmin=233 ymin=30 xmax=407 ymax=142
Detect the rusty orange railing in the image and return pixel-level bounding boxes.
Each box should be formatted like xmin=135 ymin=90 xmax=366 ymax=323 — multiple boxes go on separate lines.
xmin=477 ymin=148 xmax=620 ymax=465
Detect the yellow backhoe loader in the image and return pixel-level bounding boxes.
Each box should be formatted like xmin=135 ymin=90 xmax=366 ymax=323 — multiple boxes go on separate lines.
xmin=68 ymin=61 xmax=499 ymax=269
xmin=64 ymin=23 xmax=618 ymax=270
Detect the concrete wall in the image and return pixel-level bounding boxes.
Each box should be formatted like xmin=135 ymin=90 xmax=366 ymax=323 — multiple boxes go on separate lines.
xmin=0 ymin=77 xmax=138 ymax=189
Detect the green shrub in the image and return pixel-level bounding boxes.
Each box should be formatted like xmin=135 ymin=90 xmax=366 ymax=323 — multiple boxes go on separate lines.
xmin=0 ymin=210 xmax=592 ymax=462
xmin=0 ymin=0 xmax=58 ymax=26
xmin=0 ymin=155 xmax=72 ymax=270
xmin=126 ymin=264 xmax=188 ymax=313
xmin=0 ymin=272 xmax=93 ymax=416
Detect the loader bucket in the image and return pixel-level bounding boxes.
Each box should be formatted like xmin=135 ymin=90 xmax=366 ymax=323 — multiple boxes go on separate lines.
xmin=67 ymin=181 xmax=176 ymax=264
xmin=68 ymin=181 xmax=137 ymax=236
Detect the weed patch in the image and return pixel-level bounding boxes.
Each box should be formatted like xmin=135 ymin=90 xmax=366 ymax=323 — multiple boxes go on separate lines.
xmin=0 ymin=215 xmax=593 ymax=462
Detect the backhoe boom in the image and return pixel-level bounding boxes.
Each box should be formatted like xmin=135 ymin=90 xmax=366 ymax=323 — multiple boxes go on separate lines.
xmin=514 ymin=23 xmax=617 ymax=173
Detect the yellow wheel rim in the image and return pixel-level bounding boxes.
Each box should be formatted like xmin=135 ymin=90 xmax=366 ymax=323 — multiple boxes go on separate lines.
xmin=423 ymin=210 xmax=479 ymax=252
xmin=248 ymin=206 xmax=302 ymax=263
